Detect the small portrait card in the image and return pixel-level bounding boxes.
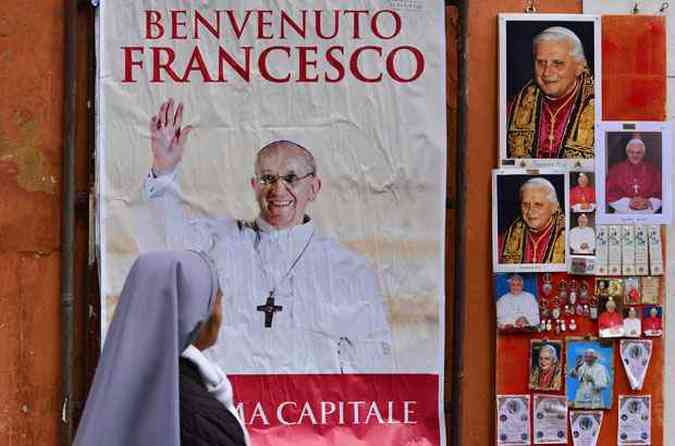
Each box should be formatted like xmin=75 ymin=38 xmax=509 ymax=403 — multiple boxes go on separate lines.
xmin=529 ymin=339 xmax=563 ymax=391
xmin=623 ymin=307 xmax=642 ymax=338
xmin=566 ymin=338 xmax=614 ymax=409
xmin=642 ymin=306 xmax=663 ymax=337
xmin=495 ymin=273 xmax=540 ymax=332
xmin=623 ymin=277 xmax=641 ymax=305
xmin=598 ymin=295 xmax=624 ymax=338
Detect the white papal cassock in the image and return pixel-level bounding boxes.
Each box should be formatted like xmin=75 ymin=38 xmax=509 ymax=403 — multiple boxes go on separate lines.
xmin=140 ymin=172 xmax=393 ymax=374
xmin=496 ymin=291 xmax=540 ymax=327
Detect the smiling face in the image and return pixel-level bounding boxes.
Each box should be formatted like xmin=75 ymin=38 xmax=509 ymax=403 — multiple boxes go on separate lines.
xmin=626 ymin=141 xmax=646 ymax=165
xmin=577 ymin=213 xmax=588 ymax=228
xmin=583 ymin=351 xmax=597 ymax=365
xmin=538 ymin=348 xmax=556 ymax=371
xmin=509 ymin=277 xmax=524 ymax=295
xmin=251 ymin=143 xmax=321 ymax=229
xmin=521 ymin=186 xmax=558 ymax=232
xmin=533 ymin=39 xmax=584 ymax=98
xmin=577 ymin=174 xmax=589 ymax=187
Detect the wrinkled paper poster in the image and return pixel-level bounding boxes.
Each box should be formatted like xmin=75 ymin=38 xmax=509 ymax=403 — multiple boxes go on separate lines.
xmin=97 ymin=1 xmax=447 ymax=444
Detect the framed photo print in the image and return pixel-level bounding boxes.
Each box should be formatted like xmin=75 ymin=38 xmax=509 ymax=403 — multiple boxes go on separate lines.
xmin=529 ymin=339 xmax=563 ymax=391
xmin=596 ymin=121 xmax=672 ymax=224
xmin=499 ymin=14 xmax=601 ymax=169
xmin=493 ymin=169 xmax=569 ymax=272
xmin=566 ymin=338 xmax=614 ymax=410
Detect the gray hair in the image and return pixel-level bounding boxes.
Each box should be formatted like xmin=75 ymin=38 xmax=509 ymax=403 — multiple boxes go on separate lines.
xmin=507 ymin=273 xmax=524 ymax=283
xmin=625 ymin=138 xmax=646 ymax=156
xmin=255 ymin=140 xmax=317 ymax=174
xmin=540 ymin=344 xmax=559 ymax=363
xmin=583 ymin=348 xmax=598 ymax=358
xmin=533 ymin=26 xmax=587 ymax=65
xmin=520 ymin=177 xmax=559 ymax=207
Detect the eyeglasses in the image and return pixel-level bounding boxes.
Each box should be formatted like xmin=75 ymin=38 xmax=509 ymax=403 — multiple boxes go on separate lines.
xmin=256 ymin=172 xmax=315 ymax=187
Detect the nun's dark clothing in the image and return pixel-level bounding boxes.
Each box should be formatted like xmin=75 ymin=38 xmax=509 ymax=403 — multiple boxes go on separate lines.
xmin=180 ymin=358 xmax=247 ymax=446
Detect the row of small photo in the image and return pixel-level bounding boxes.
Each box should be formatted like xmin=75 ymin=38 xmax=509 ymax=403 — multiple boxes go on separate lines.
xmin=495 ymin=273 xmax=663 ymax=337
xmin=497 ymin=394 xmax=652 ymax=445
xmin=492 ymin=135 xmax=670 ymax=274
xmin=500 ymin=338 xmax=652 ymax=411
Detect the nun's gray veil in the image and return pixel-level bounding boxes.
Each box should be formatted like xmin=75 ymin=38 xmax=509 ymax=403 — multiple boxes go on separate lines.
xmin=74 ymin=250 xmax=220 ymax=446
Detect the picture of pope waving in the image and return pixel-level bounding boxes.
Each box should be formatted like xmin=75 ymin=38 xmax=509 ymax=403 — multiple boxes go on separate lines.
xmin=139 ymin=99 xmax=393 ymax=374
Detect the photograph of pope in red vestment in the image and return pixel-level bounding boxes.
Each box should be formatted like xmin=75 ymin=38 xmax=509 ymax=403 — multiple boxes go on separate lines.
xmin=605 ymin=136 xmax=662 ymax=214
xmin=569 ymin=172 xmax=596 ymax=212
xmin=504 ymin=20 xmax=596 ymax=160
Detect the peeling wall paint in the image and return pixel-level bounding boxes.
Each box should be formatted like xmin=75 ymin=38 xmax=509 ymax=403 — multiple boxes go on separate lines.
xmin=0 ymin=111 xmax=57 ymax=194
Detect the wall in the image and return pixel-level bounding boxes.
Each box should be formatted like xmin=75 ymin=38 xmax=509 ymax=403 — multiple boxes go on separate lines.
xmin=0 ymin=1 xmax=63 ymax=443
xmin=0 ymin=1 xmax=92 ymax=444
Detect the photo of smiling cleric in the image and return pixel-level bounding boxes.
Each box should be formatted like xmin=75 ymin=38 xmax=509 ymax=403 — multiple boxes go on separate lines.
xmin=501 ymin=17 xmax=598 ymax=161
xmin=139 ymin=99 xmax=393 ymax=374
xmin=493 ymin=170 xmax=568 ymax=272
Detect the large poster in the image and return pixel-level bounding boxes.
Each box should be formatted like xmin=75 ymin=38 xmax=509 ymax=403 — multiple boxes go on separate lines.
xmin=98 ymin=1 xmax=447 ymax=444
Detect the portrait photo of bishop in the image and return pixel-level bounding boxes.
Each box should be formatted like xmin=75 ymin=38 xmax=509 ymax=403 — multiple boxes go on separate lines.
xmin=596 ymin=123 xmax=673 ymax=224
xmin=499 ymin=15 xmax=600 ymax=162
xmin=492 ymin=170 xmax=569 ymax=272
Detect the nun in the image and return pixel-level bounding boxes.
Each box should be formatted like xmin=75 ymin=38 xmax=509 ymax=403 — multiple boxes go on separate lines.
xmin=74 ymin=250 xmax=249 ymax=446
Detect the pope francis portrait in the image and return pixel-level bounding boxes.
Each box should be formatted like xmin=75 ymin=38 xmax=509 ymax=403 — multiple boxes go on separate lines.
xmin=139 ymin=99 xmax=393 ymax=374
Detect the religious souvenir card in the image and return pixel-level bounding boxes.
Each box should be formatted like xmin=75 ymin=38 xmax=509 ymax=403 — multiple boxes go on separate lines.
xmin=495 ymin=273 xmax=540 ymax=332
xmin=594 ymin=224 xmax=609 ymax=275
xmin=569 ymin=410 xmax=603 ymax=446
xmin=566 ymin=338 xmax=614 ymax=410
xmin=623 ymin=307 xmax=642 ymax=338
xmin=642 ymin=306 xmax=663 ymax=337
xmin=498 ymin=14 xmax=601 ymax=169
xmin=529 ymin=339 xmax=564 ymax=391
xmin=623 ymin=277 xmax=641 ymax=305
xmin=568 ymin=170 xmax=598 ymax=274
xmin=647 ymin=224 xmax=664 ymax=275
xmin=497 ymin=395 xmax=531 ymax=445
xmin=634 ymin=224 xmax=649 ymax=275
xmin=620 ymin=340 xmax=652 ymax=391
xmin=607 ymin=225 xmax=622 ymax=275
xmin=621 ymin=225 xmax=636 ymax=275
xmin=568 ymin=214 xmax=597 ymax=275
xmin=97 ymin=2 xmax=448 ymax=444
xmin=492 ymin=170 xmax=569 ymax=272
xmin=533 ymin=394 xmax=568 ymax=444
xmin=595 ymin=121 xmax=673 ymax=225
xmin=617 ymin=395 xmax=651 ymax=445
xmin=640 ymin=276 xmax=660 ymax=305
xmin=598 ymin=294 xmax=624 ymax=338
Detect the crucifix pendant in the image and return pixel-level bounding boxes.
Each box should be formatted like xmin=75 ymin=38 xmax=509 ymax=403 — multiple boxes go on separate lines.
xmin=256 ymin=291 xmax=283 ymax=328
xmin=633 ymin=182 xmax=640 ymax=196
